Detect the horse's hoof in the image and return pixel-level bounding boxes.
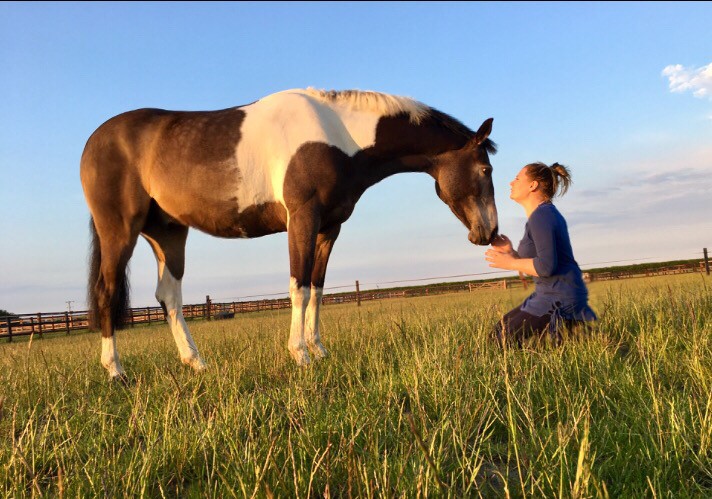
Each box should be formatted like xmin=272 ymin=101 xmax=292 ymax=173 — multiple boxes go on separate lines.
xmin=110 ymin=373 xmax=132 ymax=386
xmin=289 ymin=348 xmax=311 ymax=366
xmin=183 ymin=357 xmax=207 ymax=372
xmin=309 ymin=344 xmax=329 ymax=361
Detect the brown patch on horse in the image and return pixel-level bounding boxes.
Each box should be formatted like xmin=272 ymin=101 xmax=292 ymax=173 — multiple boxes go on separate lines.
xmin=234 ymin=202 xmax=288 ymax=237
xmin=141 ymin=201 xmax=189 ymax=280
xmin=283 ymin=143 xmax=359 ymax=220
xmin=134 ymin=108 xmax=247 ymax=235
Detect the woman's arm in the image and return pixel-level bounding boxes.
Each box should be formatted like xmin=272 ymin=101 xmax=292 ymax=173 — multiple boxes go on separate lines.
xmin=484 ymin=250 xmax=539 ymax=276
xmin=527 ymin=209 xmax=558 ymax=277
xmin=485 ymin=209 xmax=559 ymax=276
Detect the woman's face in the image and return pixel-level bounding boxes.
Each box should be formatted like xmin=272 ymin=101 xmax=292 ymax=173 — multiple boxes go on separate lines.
xmin=509 ymin=167 xmax=535 ymax=202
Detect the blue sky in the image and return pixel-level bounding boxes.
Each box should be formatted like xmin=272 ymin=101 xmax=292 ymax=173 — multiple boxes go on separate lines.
xmin=1 ymin=1 xmax=711 ymax=313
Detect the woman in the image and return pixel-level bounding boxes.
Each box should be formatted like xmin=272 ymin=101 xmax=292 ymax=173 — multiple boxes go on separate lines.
xmin=485 ymin=162 xmax=597 ymax=346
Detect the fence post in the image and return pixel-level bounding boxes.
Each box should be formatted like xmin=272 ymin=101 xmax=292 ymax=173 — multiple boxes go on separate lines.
xmin=704 ymin=248 xmax=710 ymax=276
xmin=37 ymin=313 xmax=43 ymax=339
xmin=147 ymin=307 xmax=151 ymax=325
xmin=206 ymin=295 xmax=212 ymax=320
xmin=6 ymin=316 xmax=12 ymax=343
xmin=355 ymin=280 xmax=361 ymax=307
xmin=519 ymin=272 xmax=529 ymax=290
xmin=65 ymin=312 xmax=70 ymax=335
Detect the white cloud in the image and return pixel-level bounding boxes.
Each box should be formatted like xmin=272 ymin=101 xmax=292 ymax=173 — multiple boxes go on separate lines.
xmin=662 ymin=62 xmax=712 ymax=99
xmin=555 ymin=144 xmax=712 ymax=266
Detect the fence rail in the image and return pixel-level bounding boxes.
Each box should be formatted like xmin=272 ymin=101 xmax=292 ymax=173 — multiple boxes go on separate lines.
xmin=1 ymin=260 xmax=707 ymax=342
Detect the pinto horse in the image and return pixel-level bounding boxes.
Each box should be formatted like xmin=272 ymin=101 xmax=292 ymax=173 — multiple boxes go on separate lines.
xmin=80 ymin=88 xmax=498 ymax=380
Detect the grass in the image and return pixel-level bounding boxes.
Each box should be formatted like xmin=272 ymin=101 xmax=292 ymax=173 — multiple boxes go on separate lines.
xmin=1 ymin=273 xmax=711 ymax=497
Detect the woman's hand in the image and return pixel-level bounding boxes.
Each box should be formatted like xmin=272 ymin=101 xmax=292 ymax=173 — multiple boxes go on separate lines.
xmin=490 ymin=234 xmax=514 ymax=255
xmin=485 ymin=247 xmax=517 ymax=270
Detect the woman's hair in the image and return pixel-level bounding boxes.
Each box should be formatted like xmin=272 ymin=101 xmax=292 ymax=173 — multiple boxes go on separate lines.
xmin=524 ymin=162 xmax=572 ymax=199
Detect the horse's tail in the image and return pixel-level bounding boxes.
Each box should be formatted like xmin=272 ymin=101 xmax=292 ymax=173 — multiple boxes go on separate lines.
xmin=88 ymin=217 xmax=130 ymax=330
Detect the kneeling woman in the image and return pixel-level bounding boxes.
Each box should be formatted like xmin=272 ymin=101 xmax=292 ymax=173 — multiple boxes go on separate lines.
xmin=485 ymin=162 xmax=597 ymax=346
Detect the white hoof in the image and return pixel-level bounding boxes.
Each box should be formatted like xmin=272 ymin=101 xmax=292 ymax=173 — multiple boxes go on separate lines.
xmin=103 ymin=363 xmax=126 ymax=381
xmin=109 ymin=372 xmax=130 ymax=385
xmin=289 ymin=347 xmax=311 ymax=366
xmin=183 ymin=356 xmax=207 ymax=372
xmin=308 ymin=342 xmax=329 ymax=361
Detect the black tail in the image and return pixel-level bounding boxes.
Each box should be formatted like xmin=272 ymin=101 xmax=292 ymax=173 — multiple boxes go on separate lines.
xmin=88 ymin=217 xmax=131 ymax=330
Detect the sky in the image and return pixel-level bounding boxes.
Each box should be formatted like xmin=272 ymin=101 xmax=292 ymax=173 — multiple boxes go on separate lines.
xmin=1 ymin=1 xmax=711 ymax=314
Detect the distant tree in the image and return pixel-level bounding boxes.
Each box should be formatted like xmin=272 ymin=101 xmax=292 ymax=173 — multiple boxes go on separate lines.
xmin=0 ymin=309 xmax=18 ymax=317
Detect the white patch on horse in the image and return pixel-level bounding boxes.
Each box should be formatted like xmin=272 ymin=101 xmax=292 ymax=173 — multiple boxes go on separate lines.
xmin=304 ymin=285 xmax=327 ymax=360
xmin=288 ymin=276 xmax=311 ymax=365
xmin=154 ymin=260 xmax=206 ymax=371
xmin=101 ymin=336 xmax=125 ymax=379
xmin=303 ymin=87 xmax=429 ymax=124
xmin=234 ymin=88 xmax=428 ymax=209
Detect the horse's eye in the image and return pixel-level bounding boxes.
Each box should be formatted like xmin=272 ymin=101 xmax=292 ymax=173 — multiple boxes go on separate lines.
xmin=482 ymin=167 xmax=492 ymax=176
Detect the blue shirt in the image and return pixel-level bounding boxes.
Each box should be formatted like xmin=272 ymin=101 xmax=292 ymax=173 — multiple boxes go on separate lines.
xmin=517 ymin=202 xmax=597 ymax=322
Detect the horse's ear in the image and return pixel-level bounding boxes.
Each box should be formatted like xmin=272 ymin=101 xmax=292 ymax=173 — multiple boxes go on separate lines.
xmin=469 ymin=118 xmax=494 ymax=148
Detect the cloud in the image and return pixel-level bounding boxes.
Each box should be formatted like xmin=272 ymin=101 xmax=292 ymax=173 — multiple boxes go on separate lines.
xmin=557 ymin=139 xmax=712 ymax=247
xmin=557 ymin=160 xmax=712 ymax=267
xmin=662 ymin=62 xmax=712 ymax=99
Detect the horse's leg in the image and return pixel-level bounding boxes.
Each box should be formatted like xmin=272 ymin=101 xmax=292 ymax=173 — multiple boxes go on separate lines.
xmin=304 ymin=225 xmax=341 ymax=360
xmin=91 ymin=215 xmax=144 ymax=381
xmin=141 ymin=215 xmax=206 ymax=372
xmin=286 ymin=205 xmax=320 ymax=366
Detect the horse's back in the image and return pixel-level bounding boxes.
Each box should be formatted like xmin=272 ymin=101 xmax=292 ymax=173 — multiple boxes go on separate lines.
xmin=80 ymin=91 xmax=372 ymax=237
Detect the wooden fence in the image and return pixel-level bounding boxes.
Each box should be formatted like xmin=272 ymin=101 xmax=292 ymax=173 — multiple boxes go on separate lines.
xmin=584 ymin=261 xmax=708 ymax=282
xmin=0 ymin=280 xmax=507 ymax=341
xmin=1 ymin=260 xmax=708 ymax=342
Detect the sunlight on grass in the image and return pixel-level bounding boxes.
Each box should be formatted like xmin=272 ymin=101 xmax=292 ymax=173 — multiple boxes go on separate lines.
xmin=1 ymin=274 xmax=711 ymax=496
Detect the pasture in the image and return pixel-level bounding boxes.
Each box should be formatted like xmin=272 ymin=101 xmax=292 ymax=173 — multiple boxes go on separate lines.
xmin=1 ymin=274 xmax=711 ymax=497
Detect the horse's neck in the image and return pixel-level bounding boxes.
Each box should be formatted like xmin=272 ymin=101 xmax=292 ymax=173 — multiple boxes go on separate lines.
xmin=356 ymin=154 xmax=434 ymax=192
xmin=354 ymin=120 xmax=460 ymax=191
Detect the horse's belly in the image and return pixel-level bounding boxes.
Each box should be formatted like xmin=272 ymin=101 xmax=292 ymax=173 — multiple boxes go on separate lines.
xmin=158 ymin=193 xmax=287 ymax=239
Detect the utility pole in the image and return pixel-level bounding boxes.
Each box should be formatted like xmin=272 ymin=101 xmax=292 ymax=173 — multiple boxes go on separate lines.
xmin=66 ymin=300 xmax=74 ymax=329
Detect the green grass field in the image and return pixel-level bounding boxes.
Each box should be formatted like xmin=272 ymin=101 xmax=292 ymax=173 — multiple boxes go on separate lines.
xmin=1 ymin=274 xmax=711 ymax=497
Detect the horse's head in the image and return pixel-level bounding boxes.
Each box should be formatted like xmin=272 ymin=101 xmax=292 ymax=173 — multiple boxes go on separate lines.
xmin=433 ymin=118 xmax=498 ymax=245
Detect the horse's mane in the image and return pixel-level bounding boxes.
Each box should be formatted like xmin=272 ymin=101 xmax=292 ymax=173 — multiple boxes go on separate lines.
xmin=424 ymin=109 xmax=497 ymax=154
xmin=304 ymin=87 xmax=429 ymax=124
xmin=303 ymin=88 xmax=497 ymax=154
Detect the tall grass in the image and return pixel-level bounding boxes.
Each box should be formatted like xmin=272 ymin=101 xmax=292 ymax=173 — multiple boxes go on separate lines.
xmin=1 ymin=274 xmax=710 ymax=497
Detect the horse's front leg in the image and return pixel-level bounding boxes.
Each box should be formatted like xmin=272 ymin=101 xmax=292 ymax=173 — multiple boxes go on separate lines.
xmin=305 ymin=224 xmax=341 ymax=360
xmin=286 ymin=206 xmax=320 ymax=366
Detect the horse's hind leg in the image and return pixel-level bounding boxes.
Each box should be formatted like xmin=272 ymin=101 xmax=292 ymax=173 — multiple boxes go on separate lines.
xmin=90 ymin=215 xmax=144 ymax=381
xmin=142 ymin=211 xmax=206 ymax=371
xmin=304 ymin=225 xmax=341 ymax=360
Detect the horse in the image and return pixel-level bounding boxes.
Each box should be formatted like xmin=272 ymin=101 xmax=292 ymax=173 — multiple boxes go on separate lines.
xmin=80 ymin=88 xmax=498 ymax=380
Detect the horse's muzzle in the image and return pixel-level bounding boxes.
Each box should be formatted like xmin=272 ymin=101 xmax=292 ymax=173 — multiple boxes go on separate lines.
xmin=468 ymin=225 xmax=498 ymax=245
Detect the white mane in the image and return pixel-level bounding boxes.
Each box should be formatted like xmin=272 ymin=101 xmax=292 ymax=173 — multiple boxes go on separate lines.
xmin=302 ymin=87 xmax=429 ymax=124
